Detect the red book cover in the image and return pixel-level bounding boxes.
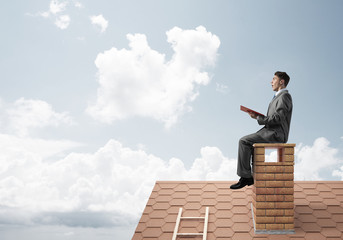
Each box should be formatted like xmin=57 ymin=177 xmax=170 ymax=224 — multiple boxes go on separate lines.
xmin=240 ymin=105 xmax=265 ymax=117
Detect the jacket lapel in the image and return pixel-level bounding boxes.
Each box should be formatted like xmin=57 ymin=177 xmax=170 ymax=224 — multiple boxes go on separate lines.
xmin=267 ymin=90 xmax=288 ymax=116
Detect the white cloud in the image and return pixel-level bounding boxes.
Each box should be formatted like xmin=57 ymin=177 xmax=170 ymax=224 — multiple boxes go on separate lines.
xmin=216 ymin=82 xmax=229 ymax=94
xmin=90 ymin=14 xmax=108 ymax=33
xmin=0 ymin=137 xmax=235 ymax=227
xmin=87 ymin=26 xmax=220 ymax=128
xmin=0 ymin=133 xmax=81 ymax=224
xmin=74 ymin=1 xmax=83 ymax=8
xmin=39 ymin=11 xmax=50 ymax=18
xmin=1 ymin=98 xmax=74 ymax=137
xmin=333 ymin=166 xmax=343 ymax=180
xmin=28 ymin=0 xmax=71 ymax=30
xmin=55 ymin=14 xmax=71 ymax=29
xmin=38 ymin=0 xmax=68 ymax=18
xmin=262 ymin=138 xmax=343 ymax=180
xmin=294 ymin=137 xmax=341 ymax=180
xmin=0 ymin=136 xmax=342 ymax=227
xmin=49 ymin=0 xmax=68 ymax=15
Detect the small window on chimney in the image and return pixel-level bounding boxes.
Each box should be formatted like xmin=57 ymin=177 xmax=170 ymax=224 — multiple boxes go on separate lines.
xmin=265 ymin=149 xmax=278 ymax=162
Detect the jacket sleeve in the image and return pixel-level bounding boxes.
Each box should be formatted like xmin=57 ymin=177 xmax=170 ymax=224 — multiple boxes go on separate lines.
xmin=257 ymin=93 xmax=292 ymax=126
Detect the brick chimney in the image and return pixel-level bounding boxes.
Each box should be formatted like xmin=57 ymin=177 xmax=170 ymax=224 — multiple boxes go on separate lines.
xmin=251 ymin=143 xmax=295 ymax=234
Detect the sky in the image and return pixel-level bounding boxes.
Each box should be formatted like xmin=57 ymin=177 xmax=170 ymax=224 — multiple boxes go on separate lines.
xmin=1 ymin=0 xmax=343 ymax=239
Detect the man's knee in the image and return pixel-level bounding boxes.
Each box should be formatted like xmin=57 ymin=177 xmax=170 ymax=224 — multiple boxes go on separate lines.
xmin=239 ymin=135 xmax=252 ymax=146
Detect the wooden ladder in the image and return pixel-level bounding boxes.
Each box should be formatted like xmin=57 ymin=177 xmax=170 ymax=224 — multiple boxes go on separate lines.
xmin=172 ymin=207 xmax=209 ymax=240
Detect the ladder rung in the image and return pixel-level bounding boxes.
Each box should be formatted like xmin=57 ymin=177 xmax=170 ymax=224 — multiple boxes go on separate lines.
xmin=181 ymin=216 xmax=205 ymax=219
xmin=172 ymin=207 xmax=209 ymax=240
xmin=177 ymin=233 xmax=204 ymax=236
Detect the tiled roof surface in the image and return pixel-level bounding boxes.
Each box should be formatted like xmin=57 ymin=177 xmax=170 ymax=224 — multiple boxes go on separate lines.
xmin=132 ymin=181 xmax=343 ymax=240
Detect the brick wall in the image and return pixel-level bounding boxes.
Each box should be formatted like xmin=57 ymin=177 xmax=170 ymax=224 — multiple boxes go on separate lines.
xmin=252 ymin=143 xmax=295 ymax=233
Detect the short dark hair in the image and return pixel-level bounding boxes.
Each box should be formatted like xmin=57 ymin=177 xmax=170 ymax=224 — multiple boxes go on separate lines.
xmin=274 ymin=71 xmax=290 ymax=86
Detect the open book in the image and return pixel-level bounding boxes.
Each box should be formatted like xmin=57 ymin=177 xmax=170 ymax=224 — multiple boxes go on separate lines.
xmin=240 ymin=105 xmax=265 ymax=117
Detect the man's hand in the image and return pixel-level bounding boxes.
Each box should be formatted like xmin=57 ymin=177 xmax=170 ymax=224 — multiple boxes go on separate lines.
xmin=248 ymin=111 xmax=258 ymax=119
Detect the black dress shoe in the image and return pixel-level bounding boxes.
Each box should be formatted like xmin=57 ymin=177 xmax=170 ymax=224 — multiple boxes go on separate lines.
xmin=230 ymin=177 xmax=254 ymax=189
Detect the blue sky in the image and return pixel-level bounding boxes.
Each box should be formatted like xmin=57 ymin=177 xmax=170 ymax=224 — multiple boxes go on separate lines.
xmin=1 ymin=0 xmax=343 ymax=239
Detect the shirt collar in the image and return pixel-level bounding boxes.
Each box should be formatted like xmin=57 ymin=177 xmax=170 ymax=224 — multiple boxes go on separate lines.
xmin=275 ymin=88 xmax=287 ymax=96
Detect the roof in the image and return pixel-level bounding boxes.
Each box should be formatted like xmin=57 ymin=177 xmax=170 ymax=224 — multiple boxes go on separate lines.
xmin=131 ymin=181 xmax=343 ymax=240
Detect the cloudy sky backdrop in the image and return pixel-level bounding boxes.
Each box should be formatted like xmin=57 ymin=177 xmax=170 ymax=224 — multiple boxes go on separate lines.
xmin=1 ymin=0 xmax=343 ymax=239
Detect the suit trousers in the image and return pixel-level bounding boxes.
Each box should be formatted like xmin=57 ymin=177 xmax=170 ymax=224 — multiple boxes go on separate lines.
xmin=237 ymin=128 xmax=283 ymax=178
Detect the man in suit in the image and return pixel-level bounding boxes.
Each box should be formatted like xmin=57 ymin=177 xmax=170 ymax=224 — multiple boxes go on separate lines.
xmin=230 ymin=71 xmax=293 ymax=189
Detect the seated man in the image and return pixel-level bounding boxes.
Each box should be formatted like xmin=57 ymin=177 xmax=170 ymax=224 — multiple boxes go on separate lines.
xmin=230 ymin=71 xmax=293 ymax=189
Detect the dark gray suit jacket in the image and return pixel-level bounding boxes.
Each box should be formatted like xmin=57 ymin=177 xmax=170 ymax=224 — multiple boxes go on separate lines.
xmin=256 ymin=90 xmax=293 ymax=143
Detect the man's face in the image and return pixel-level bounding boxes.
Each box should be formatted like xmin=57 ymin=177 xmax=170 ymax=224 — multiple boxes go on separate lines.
xmin=271 ymin=75 xmax=284 ymax=91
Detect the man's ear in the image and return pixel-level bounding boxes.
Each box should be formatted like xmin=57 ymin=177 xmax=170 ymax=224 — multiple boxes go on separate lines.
xmin=280 ymin=79 xmax=285 ymax=86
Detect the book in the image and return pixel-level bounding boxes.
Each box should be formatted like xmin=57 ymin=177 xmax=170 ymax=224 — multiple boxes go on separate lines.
xmin=240 ymin=105 xmax=265 ymax=117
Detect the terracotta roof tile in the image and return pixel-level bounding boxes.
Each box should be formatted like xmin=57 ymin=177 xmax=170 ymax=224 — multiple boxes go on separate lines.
xmin=335 ymin=195 xmax=343 ymax=202
xmin=141 ymin=227 xmax=163 ymax=238
xmin=232 ymin=214 xmax=251 ymax=223
xmin=323 ymin=198 xmax=341 ymax=206
xmin=308 ymin=203 xmax=327 ymax=210
xmin=294 ymin=198 xmax=310 ymax=206
xmin=151 ymin=202 xmax=170 ymax=210
xmin=132 ymin=181 xmax=343 ymax=240
xmin=312 ymin=209 xmax=332 ymax=219
xmin=200 ymin=198 xmax=218 ymax=206
xmin=185 ymin=195 xmax=201 ymax=202
xmin=305 ymin=195 xmax=323 ymax=202
xmin=165 ymin=206 xmax=180 ymax=214
xmin=201 ymin=191 xmax=218 ymax=198
xmin=300 ymin=222 xmax=321 ymax=232
xmin=202 ymin=183 xmax=218 ymax=192
xmin=266 ymin=235 xmax=290 ymax=240
xmin=316 ymin=183 xmax=332 ymax=192
xmin=321 ymin=227 xmax=342 ymax=237
xmin=158 ymin=188 xmax=174 ymax=195
xmin=142 ymin=206 xmax=153 ymax=214
xmin=327 ymin=205 xmax=343 ymax=214
xmin=131 ymin=232 xmax=143 ymax=240
xmin=292 ymin=227 xmax=306 ymax=237
xmin=336 ymin=222 xmax=343 ymax=231
xmin=317 ymin=218 xmax=336 ymax=228
xmin=159 ymin=182 xmax=178 ymax=189
xmin=232 ymin=232 xmax=252 ymax=240
xmin=295 ymin=206 xmax=313 ymax=214
xmin=231 ymin=198 xmax=249 ymax=206
xmin=294 ymin=184 xmax=303 ymax=192
xmin=232 ymin=222 xmax=252 ymax=232
xmin=332 ymin=188 xmax=343 ymax=195
xmin=187 ymin=189 xmax=203 ymax=195
xmin=171 ymin=191 xmax=188 ymax=198
xmin=164 ymin=214 xmax=177 ymax=223
xmin=301 ymin=182 xmax=318 ymax=188
xmin=169 ymin=198 xmax=187 ymax=206
xmin=303 ymin=189 xmax=318 ymax=195
xmin=187 ymin=182 xmax=206 ymax=189
xmin=139 ymin=214 xmax=149 ymax=223
xmin=319 ymin=191 xmax=336 ymax=199
xmin=154 ymin=195 xmax=172 ymax=202
xmin=214 ymin=209 xmax=234 ymax=219
xmin=174 ymin=183 xmax=189 ymax=192
xmin=296 ymin=213 xmax=317 ymax=223
xmin=149 ymin=209 xmax=168 ymax=219
xmin=217 ymin=188 xmax=232 ymax=196
xmin=160 ymin=222 xmax=175 ymax=232
xmin=331 ymin=214 xmax=343 ymax=223
xmin=145 ymin=219 xmax=163 ymax=228
xmin=303 ymin=232 xmax=326 ymax=240
xmin=213 ymin=227 xmax=234 ymax=237
xmin=184 ymin=202 xmax=202 ymax=210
